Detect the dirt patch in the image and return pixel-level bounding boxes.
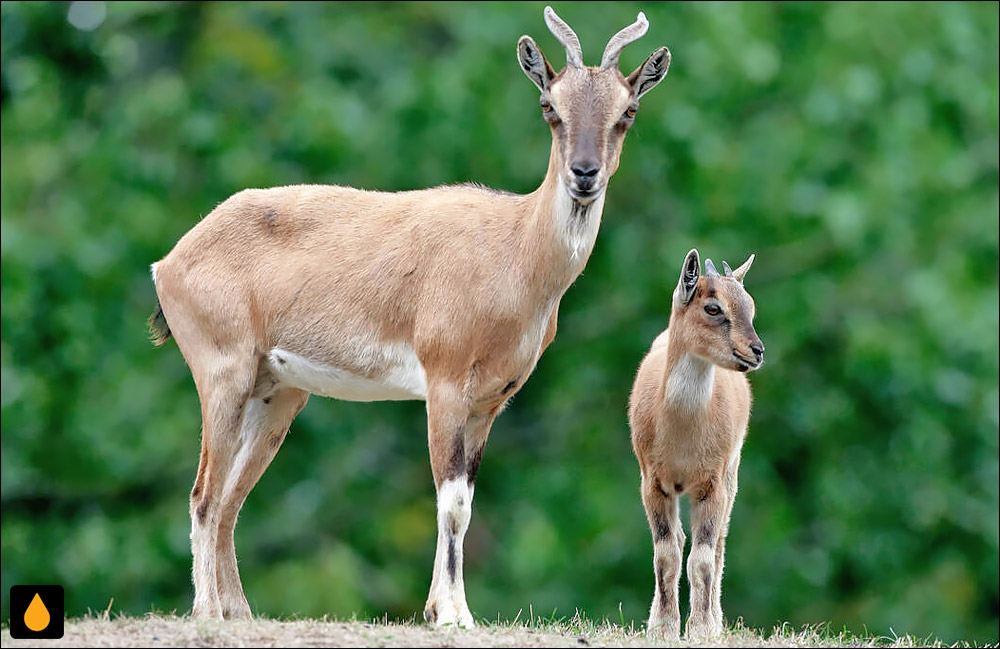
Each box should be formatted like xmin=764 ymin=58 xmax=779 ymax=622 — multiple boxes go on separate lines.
xmin=2 ymin=616 xmax=587 ymax=648
xmin=0 ymin=615 xmax=959 ymax=648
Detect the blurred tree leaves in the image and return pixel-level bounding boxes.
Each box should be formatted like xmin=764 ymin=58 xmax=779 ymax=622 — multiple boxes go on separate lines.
xmin=1 ymin=1 xmax=997 ymax=643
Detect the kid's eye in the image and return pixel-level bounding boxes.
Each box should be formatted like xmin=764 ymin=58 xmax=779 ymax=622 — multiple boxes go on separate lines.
xmin=704 ymin=304 xmax=722 ymax=316
xmin=541 ymin=101 xmax=554 ymax=113
xmin=623 ymin=106 xmax=637 ymax=119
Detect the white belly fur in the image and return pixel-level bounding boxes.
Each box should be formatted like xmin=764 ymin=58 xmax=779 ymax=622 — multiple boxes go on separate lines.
xmin=268 ymin=344 xmax=427 ymax=402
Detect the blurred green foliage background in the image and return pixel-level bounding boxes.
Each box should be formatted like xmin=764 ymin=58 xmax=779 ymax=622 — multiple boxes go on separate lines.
xmin=1 ymin=1 xmax=997 ymax=643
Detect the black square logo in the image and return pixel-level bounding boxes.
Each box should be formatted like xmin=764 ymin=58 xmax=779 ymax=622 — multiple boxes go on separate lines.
xmin=9 ymin=585 xmax=64 ymax=639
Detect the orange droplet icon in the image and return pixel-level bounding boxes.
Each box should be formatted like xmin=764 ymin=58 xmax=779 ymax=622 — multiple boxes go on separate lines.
xmin=24 ymin=592 xmax=51 ymax=632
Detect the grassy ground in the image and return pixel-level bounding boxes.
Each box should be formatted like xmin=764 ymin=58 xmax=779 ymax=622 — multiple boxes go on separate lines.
xmin=1 ymin=612 xmax=982 ymax=648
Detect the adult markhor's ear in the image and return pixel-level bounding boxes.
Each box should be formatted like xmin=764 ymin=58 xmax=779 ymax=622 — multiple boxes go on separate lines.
xmin=627 ymin=46 xmax=670 ymax=99
xmin=675 ymin=248 xmax=700 ymax=305
xmin=518 ymin=35 xmax=556 ymax=93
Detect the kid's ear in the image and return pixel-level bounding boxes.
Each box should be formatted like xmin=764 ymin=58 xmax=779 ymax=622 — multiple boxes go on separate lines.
xmin=675 ymin=248 xmax=700 ymax=305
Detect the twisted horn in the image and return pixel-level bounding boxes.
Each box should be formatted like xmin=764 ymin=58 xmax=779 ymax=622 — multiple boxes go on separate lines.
xmin=601 ymin=12 xmax=649 ymax=69
xmin=705 ymin=259 xmax=720 ymax=277
xmin=544 ymin=6 xmax=583 ymax=68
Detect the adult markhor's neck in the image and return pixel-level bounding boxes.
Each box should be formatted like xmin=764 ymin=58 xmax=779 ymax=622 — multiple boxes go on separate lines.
xmin=524 ymin=143 xmax=606 ymax=290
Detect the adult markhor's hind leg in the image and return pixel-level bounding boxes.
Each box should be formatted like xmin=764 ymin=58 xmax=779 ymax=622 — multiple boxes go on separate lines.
xmin=214 ymin=383 xmax=310 ymax=618
xmin=187 ymin=353 xmax=258 ymax=619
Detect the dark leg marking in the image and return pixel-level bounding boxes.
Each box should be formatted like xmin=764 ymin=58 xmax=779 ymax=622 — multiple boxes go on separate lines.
xmin=656 ymin=558 xmax=671 ymax=606
xmin=424 ymin=604 xmax=436 ymax=623
xmin=652 ymin=510 xmax=670 ymax=541
xmin=445 ymin=430 xmax=466 ymax=481
xmin=195 ymin=499 xmax=208 ymax=523
xmin=447 ymin=535 xmax=457 ymax=582
xmin=467 ymin=446 xmax=484 ymax=486
xmin=701 ymin=568 xmax=712 ymax=611
xmin=697 ymin=520 xmax=715 ymax=546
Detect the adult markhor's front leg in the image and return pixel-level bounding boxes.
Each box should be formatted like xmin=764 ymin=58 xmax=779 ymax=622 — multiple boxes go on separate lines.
xmin=422 ymin=385 xmax=493 ymax=628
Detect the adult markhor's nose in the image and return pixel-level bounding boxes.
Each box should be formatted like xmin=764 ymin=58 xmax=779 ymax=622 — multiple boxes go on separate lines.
xmin=571 ymin=161 xmax=600 ymax=190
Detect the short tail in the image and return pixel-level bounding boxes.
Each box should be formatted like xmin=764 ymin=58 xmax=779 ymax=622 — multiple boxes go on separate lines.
xmin=148 ymin=303 xmax=172 ymax=346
